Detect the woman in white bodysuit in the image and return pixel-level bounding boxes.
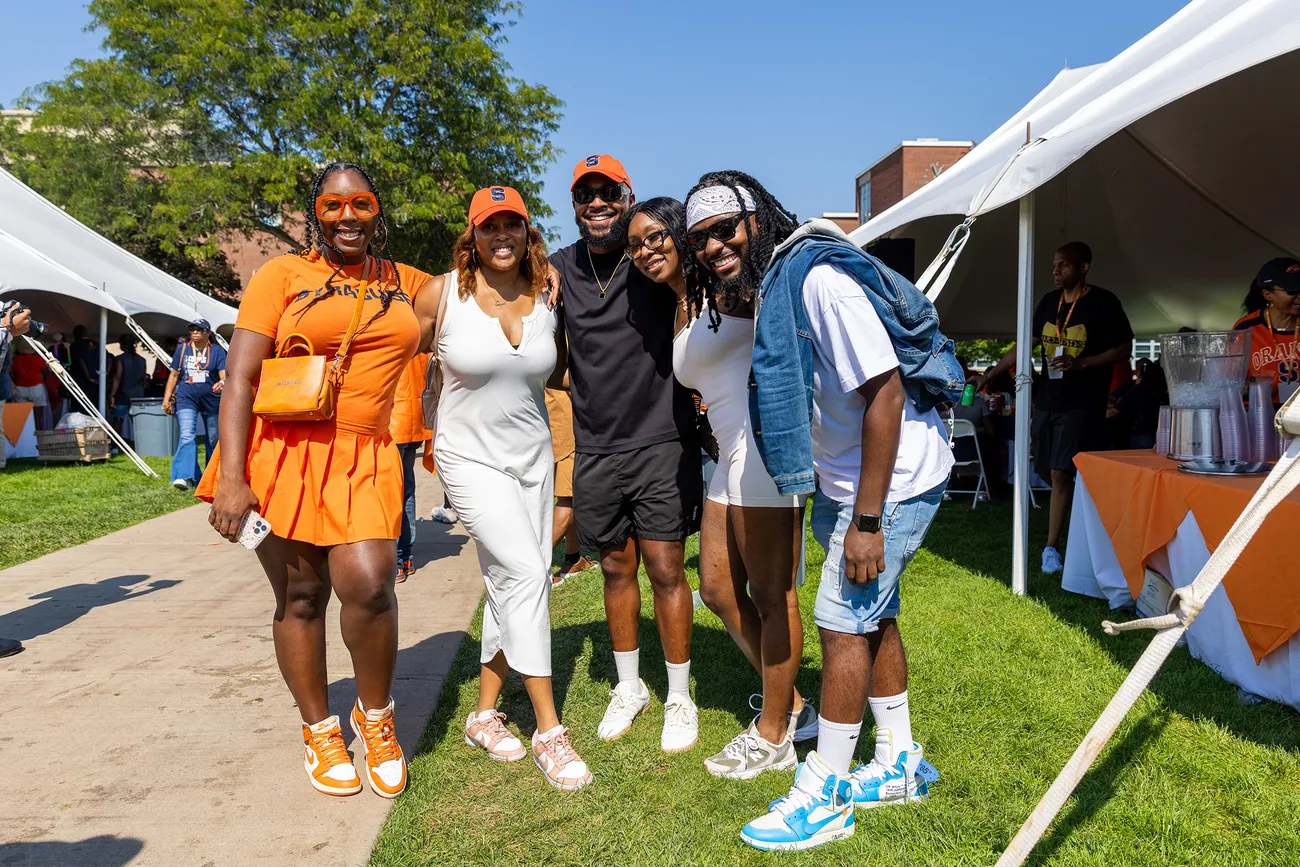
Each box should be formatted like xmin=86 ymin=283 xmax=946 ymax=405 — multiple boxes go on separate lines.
xmin=429 ymin=186 xmax=591 ymax=791
xmin=624 ymin=197 xmax=815 ymax=781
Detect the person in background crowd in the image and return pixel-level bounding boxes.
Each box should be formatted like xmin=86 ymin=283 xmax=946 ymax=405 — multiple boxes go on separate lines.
xmin=974 ymin=242 xmax=1133 ymax=574
xmin=50 ymin=332 xmax=71 ymax=367
xmin=684 ymin=173 xmax=958 ymax=850
xmin=1115 ymin=359 xmax=1167 ymax=449
xmin=112 ymin=335 xmax=149 ymax=440
xmin=550 ymin=155 xmax=703 ymax=755
xmin=10 ymin=340 xmax=51 ymax=429
xmin=204 ymin=161 xmax=427 ymax=800
xmin=430 ymin=494 xmax=458 ymax=524
xmin=627 ymin=193 xmax=817 ymax=773
xmin=432 ymin=186 xmax=592 ymax=791
xmin=546 ymin=386 xmax=597 ymax=587
xmin=148 ymin=336 xmax=179 ymax=398
xmin=69 ymin=324 xmax=101 ymax=413
xmin=1234 ymin=257 xmax=1300 ymax=406
xmin=46 ymin=332 xmax=70 ymax=421
xmin=163 ymin=319 xmax=226 ymax=489
xmin=0 ymin=300 xmax=31 ymax=655
xmin=389 ymin=349 xmax=430 ymax=583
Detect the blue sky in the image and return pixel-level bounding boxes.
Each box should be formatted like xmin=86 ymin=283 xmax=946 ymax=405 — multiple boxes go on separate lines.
xmin=3 ymin=0 xmax=1187 ymax=244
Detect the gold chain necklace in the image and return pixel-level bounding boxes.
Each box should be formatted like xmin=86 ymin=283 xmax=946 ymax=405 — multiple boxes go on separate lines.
xmin=587 ymin=246 xmax=627 ymax=298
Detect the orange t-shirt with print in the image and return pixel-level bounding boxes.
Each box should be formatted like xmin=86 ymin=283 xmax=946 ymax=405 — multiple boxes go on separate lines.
xmin=1234 ymin=310 xmax=1300 ymax=405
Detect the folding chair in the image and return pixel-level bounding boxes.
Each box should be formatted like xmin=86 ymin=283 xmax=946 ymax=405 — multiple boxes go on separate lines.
xmin=947 ymin=418 xmax=991 ymax=508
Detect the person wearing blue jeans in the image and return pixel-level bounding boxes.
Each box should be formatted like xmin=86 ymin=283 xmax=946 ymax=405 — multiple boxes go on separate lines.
xmin=396 ymin=441 xmax=420 ymax=576
xmin=164 ymin=319 xmax=226 ymax=489
xmin=682 ymin=172 xmax=960 ymax=851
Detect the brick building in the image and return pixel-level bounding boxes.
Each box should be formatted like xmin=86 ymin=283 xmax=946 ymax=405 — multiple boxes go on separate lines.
xmin=855 ymin=138 xmax=974 ymax=224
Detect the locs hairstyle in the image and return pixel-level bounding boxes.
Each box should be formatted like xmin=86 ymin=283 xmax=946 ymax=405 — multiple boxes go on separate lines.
xmin=682 ymin=171 xmax=797 ymax=331
xmin=296 ymin=161 xmax=401 ymax=332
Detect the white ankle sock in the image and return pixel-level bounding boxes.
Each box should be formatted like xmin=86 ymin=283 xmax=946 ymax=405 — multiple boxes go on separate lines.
xmin=816 ymin=717 xmax=862 ymax=776
xmin=665 ymin=660 xmax=691 ymax=700
xmin=613 ymin=649 xmax=640 ymax=688
xmin=868 ymin=691 xmax=913 ymax=767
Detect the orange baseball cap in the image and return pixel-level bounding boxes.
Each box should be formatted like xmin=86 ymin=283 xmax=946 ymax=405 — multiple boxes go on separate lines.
xmin=571 ymin=154 xmax=631 ymax=190
xmin=468 ymin=185 xmax=529 ymax=225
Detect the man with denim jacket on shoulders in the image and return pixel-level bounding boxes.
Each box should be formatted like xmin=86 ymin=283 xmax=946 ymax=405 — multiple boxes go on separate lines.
xmin=684 ymin=172 xmax=959 ymax=852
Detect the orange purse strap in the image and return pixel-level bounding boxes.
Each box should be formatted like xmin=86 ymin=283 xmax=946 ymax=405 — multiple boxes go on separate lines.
xmin=327 ymin=257 xmax=376 ymax=383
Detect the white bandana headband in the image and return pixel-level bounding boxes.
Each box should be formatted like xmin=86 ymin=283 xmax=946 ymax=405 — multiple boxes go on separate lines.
xmin=686 ymin=185 xmax=757 ymax=230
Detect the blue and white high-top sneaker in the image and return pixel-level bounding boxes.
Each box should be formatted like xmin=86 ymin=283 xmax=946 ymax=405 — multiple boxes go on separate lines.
xmin=740 ymin=751 xmax=855 ymax=852
xmin=849 ymin=729 xmax=939 ymax=810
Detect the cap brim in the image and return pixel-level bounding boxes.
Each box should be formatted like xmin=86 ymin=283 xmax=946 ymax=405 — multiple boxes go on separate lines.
xmin=472 ymin=204 xmax=528 ymax=225
xmin=570 ymin=171 xmax=628 ymax=191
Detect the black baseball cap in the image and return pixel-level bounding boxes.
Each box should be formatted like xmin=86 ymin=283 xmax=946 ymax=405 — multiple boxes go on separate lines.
xmin=1255 ymin=258 xmax=1300 ymax=293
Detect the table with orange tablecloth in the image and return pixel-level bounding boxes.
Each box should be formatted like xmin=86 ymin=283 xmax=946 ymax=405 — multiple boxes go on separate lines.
xmin=1062 ymin=449 xmax=1300 ymax=708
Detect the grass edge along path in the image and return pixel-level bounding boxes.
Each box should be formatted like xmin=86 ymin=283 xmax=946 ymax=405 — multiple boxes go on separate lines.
xmin=0 ymin=455 xmax=196 ymax=570
xmin=373 ymin=502 xmax=1299 ymax=867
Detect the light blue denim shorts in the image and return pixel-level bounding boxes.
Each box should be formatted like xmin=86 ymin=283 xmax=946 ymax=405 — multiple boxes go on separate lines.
xmin=811 ymin=482 xmax=946 ymax=635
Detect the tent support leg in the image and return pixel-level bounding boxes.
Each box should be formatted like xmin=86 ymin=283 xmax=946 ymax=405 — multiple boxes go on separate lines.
xmin=125 ymin=317 xmax=172 ymax=369
xmin=22 ymin=334 xmax=159 ymax=480
xmin=1012 ymin=193 xmax=1035 ymax=596
xmin=98 ymin=306 xmax=107 ymax=416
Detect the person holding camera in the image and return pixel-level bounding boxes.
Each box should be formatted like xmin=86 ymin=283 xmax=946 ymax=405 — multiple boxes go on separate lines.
xmin=0 ymin=300 xmax=34 ymax=656
xmin=162 ymin=319 xmax=226 ymax=490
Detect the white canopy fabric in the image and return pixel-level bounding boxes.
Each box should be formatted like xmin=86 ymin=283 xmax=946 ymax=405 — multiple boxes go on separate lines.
xmin=851 ymin=0 xmax=1299 ymax=338
xmin=0 ymin=229 xmax=130 ymax=333
xmin=0 ymin=166 xmax=237 ymax=336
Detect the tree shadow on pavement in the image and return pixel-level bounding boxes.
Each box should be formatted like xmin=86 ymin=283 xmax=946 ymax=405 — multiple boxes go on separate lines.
xmin=0 ymin=574 xmax=181 ymax=643
xmin=0 ymin=834 xmax=144 ymax=867
xmin=924 ymin=500 xmax=1300 ymax=751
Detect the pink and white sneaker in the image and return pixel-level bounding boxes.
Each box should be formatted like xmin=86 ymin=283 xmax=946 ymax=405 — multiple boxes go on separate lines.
xmin=532 ymin=725 xmax=592 ymax=791
xmin=464 ymin=710 xmax=527 ymax=762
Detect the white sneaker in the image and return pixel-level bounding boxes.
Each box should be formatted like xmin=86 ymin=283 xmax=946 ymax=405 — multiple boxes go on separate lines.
xmin=430 ymin=505 xmax=458 ymax=524
xmin=1041 ymin=546 xmax=1063 ymax=574
xmin=703 ymin=722 xmax=797 ymax=780
xmin=171 ymin=478 xmax=191 ymax=490
xmin=661 ymin=694 xmax=699 ymax=753
xmin=597 ymin=678 xmax=650 ymax=741
xmin=749 ymin=694 xmax=820 ymax=743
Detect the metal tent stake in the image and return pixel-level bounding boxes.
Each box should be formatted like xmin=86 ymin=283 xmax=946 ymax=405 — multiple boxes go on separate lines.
xmin=21 ymin=334 xmax=159 ymax=480
xmin=997 ymin=399 xmax=1300 ymax=867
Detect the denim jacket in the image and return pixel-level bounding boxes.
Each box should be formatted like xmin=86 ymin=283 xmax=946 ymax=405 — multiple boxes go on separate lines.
xmin=749 ymin=220 xmax=964 ymax=495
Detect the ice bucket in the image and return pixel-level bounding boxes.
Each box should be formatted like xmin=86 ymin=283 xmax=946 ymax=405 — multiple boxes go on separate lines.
xmin=1160 ymin=330 xmax=1252 ymax=461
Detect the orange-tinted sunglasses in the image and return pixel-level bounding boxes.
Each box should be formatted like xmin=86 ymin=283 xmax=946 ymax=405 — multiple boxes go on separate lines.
xmin=315 ymin=192 xmax=379 ymax=222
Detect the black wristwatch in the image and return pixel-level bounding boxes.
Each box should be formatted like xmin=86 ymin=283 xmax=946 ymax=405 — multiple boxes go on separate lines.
xmin=854 ymin=513 xmax=882 ymax=533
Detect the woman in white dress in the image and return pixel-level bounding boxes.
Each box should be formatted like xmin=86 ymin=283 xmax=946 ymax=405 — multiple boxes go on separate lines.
xmin=427 ymin=186 xmax=591 ymax=791
xmin=624 ymin=197 xmax=815 ymax=781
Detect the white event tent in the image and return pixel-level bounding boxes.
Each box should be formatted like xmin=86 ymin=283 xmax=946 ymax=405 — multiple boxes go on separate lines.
xmin=849 ymin=0 xmax=1300 ymax=593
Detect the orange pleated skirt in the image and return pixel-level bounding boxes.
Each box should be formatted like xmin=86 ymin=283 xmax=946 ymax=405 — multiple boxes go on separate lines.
xmin=196 ymin=418 xmax=403 ymax=546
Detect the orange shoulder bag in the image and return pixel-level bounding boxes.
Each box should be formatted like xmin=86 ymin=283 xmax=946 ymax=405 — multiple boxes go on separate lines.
xmin=253 ymin=259 xmax=374 ymax=422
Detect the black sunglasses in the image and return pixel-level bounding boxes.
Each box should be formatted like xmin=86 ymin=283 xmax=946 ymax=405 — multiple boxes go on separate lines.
xmin=627 ymin=229 xmax=673 ymax=256
xmin=686 ymin=213 xmax=747 ymax=252
xmin=572 ymin=183 xmax=627 ymax=205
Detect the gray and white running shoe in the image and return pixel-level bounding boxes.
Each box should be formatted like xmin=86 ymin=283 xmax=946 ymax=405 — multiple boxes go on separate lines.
xmin=703 ymin=722 xmax=796 ymax=780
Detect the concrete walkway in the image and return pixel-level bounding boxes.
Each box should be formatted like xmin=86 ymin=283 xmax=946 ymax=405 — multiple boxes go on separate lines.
xmin=0 ymin=471 xmax=482 ymax=867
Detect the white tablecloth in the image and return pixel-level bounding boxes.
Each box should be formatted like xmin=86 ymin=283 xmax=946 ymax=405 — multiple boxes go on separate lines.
xmin=1063 ymin=476 xmax=1300 ymax=710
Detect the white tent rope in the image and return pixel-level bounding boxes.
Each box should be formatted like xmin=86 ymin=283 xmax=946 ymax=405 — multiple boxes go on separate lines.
xmin=125 ymin=316 xmax=171 ymax=366
xmin=20 ymin=335 xmax=160 ymax=479
xmin=917 ymin=218 xmax=974 ymax=297
xmin=212 ymin=332 xmax=229 ymax=351
xmin=997 ymin=392 xmax=1300 ymax=866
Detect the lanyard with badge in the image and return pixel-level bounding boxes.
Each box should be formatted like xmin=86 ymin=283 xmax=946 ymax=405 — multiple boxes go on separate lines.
xmin=184 ymin=344 xmax=211 ymax=385
xmin=1047 ymin=286 xmax=1088 ymax=380
xmin=1264 ymin=308 xmax=1300 ymax=402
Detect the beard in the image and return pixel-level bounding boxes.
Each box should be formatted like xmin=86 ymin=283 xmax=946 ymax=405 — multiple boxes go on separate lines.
xmin=716 ymin=265 xmax=759 ymax=305
xmin=575 ymin=212 xmax=626 ymax=249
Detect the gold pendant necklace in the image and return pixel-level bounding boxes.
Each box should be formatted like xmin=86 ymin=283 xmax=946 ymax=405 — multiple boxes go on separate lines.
xmin=588 ymin=246 xmax=627 ymax=298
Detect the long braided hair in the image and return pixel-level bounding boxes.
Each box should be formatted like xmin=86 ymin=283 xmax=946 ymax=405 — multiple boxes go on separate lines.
xmin=296 ymin=161 xmax=402 ymax=333
xmin=682 ymin=171 xmax=798 ymax=331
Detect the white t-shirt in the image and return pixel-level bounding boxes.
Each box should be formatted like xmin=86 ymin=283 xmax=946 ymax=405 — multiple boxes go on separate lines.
xmin=802 ymin=263 xmax=954 ymax=504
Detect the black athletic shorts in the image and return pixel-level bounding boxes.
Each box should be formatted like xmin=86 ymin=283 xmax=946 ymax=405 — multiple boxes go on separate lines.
xmin=572 ymin=439 xmax=703 ymax=553
xmin=1031 ymin=408 xmax=1095 ymax=480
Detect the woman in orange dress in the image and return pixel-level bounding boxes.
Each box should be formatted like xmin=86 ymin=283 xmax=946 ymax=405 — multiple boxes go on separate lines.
xmin=202 ymin=162 xmax=429 ymax=800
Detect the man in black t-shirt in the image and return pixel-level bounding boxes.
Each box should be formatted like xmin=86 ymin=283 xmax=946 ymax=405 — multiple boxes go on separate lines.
xmin=976 ymin=241 xmax=1133 ymax=574
xmin=550 ymin=154 xmax=702 ymax=753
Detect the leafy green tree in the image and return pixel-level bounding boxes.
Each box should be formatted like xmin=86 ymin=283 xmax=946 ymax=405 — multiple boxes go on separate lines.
xmin=955 ymin=338 xmax=1015 ymax=368
xmin=3 ymin=0 xmax=561 ymax=286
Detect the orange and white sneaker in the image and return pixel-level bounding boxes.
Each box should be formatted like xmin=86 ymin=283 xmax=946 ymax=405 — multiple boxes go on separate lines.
xmin=465 ymin=710 xmax=527 ymax=762
xmin=302 ymin=716 xmax=362 ymax=797
xmin=349 ymin=697 xmax=407 ymax=799
xmin=531 ymin=725 xmax=592 ymax=791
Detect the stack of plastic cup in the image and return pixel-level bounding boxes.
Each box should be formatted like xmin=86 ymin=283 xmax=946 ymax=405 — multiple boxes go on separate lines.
xmin=1156 ymin=405 xmax=1172 ymax=456
xmin=1219 ymin=386 xmax=1251 ymax=463
xmin=1248 ymin=380 xmax=1278 ymax=463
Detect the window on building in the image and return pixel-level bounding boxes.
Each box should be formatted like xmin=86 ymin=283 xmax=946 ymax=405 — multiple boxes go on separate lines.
xmin=857 ymin=178 xmax=872 ymax=223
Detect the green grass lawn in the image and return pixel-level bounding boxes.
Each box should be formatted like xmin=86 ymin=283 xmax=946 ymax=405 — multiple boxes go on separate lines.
xmin=374 ymin=500 xmax=1300 ymax=867
xmin=0 ymin=454 xmax=197 ymax=570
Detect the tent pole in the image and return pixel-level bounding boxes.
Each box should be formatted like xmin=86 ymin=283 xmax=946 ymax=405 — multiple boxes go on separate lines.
xmin=1012 ymin=193 xmax=1035 ymax=596
xmin=22 ymin=334 xmax=159 ymax=479
xmin=125 ymin=317 xmax=171 ymax=368
xmin=98 ymin=305 xmax=108 ymax=416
